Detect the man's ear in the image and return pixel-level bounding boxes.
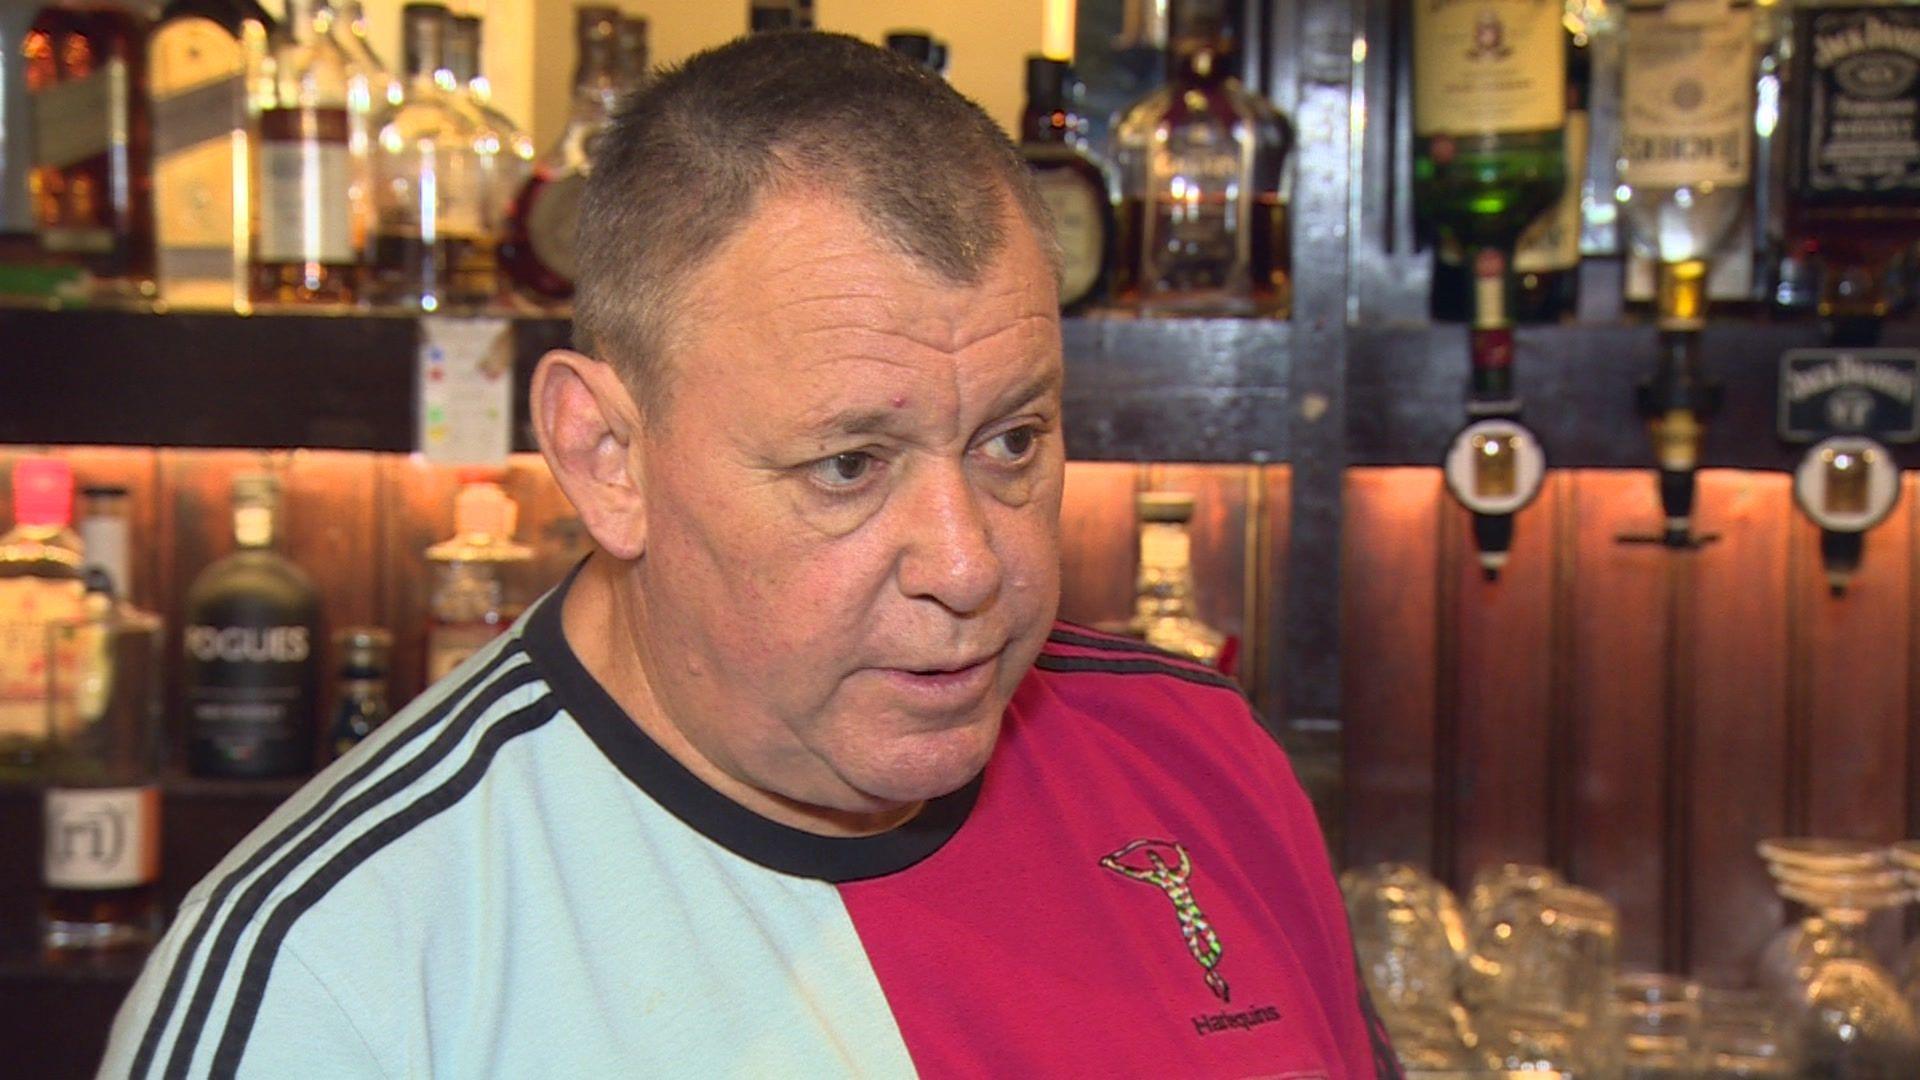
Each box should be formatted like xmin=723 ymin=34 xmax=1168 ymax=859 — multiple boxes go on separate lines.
xmin=530 ymin=349 xmax=648 ymax=560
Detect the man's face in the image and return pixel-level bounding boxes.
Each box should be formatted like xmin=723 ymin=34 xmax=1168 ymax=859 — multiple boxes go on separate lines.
xmin=631 ymin=188 xmax=1065 ymax=815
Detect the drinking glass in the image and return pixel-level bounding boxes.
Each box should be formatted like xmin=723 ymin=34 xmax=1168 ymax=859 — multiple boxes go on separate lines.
xmin=1474 ymin=882 xmax=1619 ymax=1076
xmin=1616 ymin=973 xmax=1700 ymax=1079
xmin=1339 ymin=862 xmax=1477 ymax=1070
xmin=1698 ymin=988 xmax=1797 ymax=1079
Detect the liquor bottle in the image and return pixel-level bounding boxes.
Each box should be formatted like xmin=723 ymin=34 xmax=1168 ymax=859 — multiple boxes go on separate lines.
xmin=1616 ymin=0 xmax=1756 ymax=327
xmin=1513 ymin=16 xmax=1592 ymax=323
xmin=1617 ymin=0 xmax=1756 ymax=547
xmin=42 ymin=567 xmax=164 ymax=959
xmin=3 ymin=0 xmax=45 ymax=258
xmin=251 ymin=0 xmax=357 ymax=304
xmin=447 ymin=13 xmax=533 ymax=244
xmin=25 ymin=0 xmax=156 ymax=287
xmin=617 ymin=14 xmax=650 ymax=93
xmin=1118 ymin=492 xmax=1229 ymax=671
xmin=1111 ymin=0 xmax=1294 ymax=317
xmin=424 ymin=477 xmax=530 ymax=683
xmin=327 ymin=626 xmax=389 ymax=758
xmin=149 ymin=0 xmax=271 ymax=309
xmin=794 ymin=0 xmax=813 ymax=31
xmin=1412 ymin=0 xmax=1566 ymax=406
xmin=369 ymin=1 xmax=494 ymax=311
xmin=184 ymin=473 xmax=321 ymax=779
xmin=1784 ymin=0 xmax=1920 ymax=343
xmin=499 ymin=5 xmax=618 ymax=303
xmin=77 ymin=483 xmax=132 ymax=597
xmin=331 ymin=0 xmax=389 ymax=263
xmin=885 ymin=32 xmax=948 ymax=76
xmin=1021 ymin=56 xmax=1113 ymax=314
xmin=0 ymin=457 xmax=85 ymax=777
xmin=748 ymin=1 xmax=795 ymax=33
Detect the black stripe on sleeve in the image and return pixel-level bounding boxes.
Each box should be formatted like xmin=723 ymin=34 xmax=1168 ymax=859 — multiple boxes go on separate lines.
xmin=208 ymin=700 xmax=561 ymax=1077
xmin=154 ymin=664 xmax=544 ymax=1079
xmin=1032 ymin=653 xmax=1243 ymax=695
xmin=1046 ymin=626 xmax=1203 ymax=664
xmin=130 ymin=647 xmax=535 ymax=1079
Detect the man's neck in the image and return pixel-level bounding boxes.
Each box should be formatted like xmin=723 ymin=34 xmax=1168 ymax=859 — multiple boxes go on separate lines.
xmin=559 ymin=554 xmax=924 ymax=838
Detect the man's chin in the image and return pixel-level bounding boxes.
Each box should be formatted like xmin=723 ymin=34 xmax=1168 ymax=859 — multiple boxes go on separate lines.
xmin=837 ymin=721 xmax=1001 ymax=806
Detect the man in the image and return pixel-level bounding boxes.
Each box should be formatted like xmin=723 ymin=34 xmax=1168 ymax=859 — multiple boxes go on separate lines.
xmin=103 ymin=32 xmax=1395 ymax=1078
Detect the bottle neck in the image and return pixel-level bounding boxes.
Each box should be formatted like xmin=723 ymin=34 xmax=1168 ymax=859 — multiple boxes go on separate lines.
xmin=404 ymin=19 xmax=449 ymax=85
xmin=233 ymin=505 xmax=276 ymax=549
xmin=1021 ymin=104 xmax=1073 ymax=146
xmin=1168 ymin=28 xmax=1232 ymax=84
xmin=1655 ymin=259 xmax=1709 ymax=332
xmin=1133 ymin=521 xmax=1198 ymax=620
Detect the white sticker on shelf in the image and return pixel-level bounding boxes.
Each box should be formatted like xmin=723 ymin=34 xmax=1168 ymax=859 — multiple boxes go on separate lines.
xmin=417 ymin=316 xmax=513 ymax=465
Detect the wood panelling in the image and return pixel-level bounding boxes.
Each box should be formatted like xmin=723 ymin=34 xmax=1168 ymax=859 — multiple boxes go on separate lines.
xmin=1057 ymin=462 xmax=1142 ymax=629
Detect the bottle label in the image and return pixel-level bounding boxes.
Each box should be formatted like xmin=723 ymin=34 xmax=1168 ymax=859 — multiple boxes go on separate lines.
xmin=1621 ymin=5 xmax=1754 ymax=189
xmin=1034 ymin=167 xmax=1104 ymax=307
xmin=1138 ymin=524 xmax=1191 ymax=575
xmin=1414 ymin=0 xmax=1567 ymax=136
xmin=1795 ymin=8 xmax=1920 ymax=198
xmin=31 ymin=58 xmax=123 ymax=170
xmin=0 ymin=577 xmax=90 ymax=741
xmin=257 ymin=107 xmax=355 ymax=264
xmin=1517 ymin=110 xmax=1590 ymax=274
xmin=525 ymin=173 xmax=586 ymax=284
xmin=186 ymin=624 xmax=311 ymax=665
xmin=152 ymin=17 xmax=249 ymax=291
xmin=45 ymin=786 xmax=161 ymax=890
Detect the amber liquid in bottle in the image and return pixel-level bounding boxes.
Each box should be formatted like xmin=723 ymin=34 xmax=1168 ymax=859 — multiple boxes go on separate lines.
xmin=370 ymin=234 xmax=498 ymax=306
xmin=1114 ymin=192 xmax=1290 ymax=314
xmin=24 ymin=4 xmax=155 ymax=285
xmin=251 ymin=106 xmax=358 ymax=304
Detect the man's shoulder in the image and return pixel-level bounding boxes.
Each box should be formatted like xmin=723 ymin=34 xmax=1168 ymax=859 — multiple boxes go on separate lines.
xmin=1027 ymin=621 xmax=1249 ymax=712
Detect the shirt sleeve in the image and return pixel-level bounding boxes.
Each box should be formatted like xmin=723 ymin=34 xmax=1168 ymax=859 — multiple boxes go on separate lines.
xmin=99 ymin=903 xmax=387 ymax=1079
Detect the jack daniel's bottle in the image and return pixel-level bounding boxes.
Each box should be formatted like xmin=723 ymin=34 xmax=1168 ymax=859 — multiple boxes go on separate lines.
xmin=184 ymin=474 xmax=320 ymax=778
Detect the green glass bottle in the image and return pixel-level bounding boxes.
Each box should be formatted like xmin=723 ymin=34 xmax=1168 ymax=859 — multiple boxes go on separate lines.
xmin=1413 ymin=0 xmax=1567 ymax=409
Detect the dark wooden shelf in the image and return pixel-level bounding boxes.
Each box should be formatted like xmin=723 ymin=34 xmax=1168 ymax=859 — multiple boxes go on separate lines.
xmin=0 ymin=306 xmax=1295 ymax=463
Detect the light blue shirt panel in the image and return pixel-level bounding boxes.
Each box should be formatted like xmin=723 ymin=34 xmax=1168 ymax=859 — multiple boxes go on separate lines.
xmin=280 ymin=716 xmax=919 ymax=1079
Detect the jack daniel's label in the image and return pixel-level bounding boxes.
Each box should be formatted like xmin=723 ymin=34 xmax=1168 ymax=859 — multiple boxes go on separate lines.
xmin=1779 ymin=348 xmax=1920 ymax=441
xmin=1794 ymin=8 xmax=1920 ymax=199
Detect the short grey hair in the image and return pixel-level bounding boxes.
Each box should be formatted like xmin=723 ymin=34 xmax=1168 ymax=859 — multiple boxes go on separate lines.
xmin=573 ymin=30 xmax=1057 ymax=416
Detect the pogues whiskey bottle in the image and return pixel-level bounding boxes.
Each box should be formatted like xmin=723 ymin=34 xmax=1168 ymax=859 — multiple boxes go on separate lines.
xmin=251 ymin=0 xmax=357 ymax=304
xmin=1111 ymin=0 xmax=1293 ymax=317
xmin=149 ymin=0 xmax=271 ymax=308
xmin=43 ymin=568 xmax=164 ymax=959
xmin=1413 ymin=0 xmax=1566 ymax=408
xmin=184 ymin=474 xmax=321 ymax=778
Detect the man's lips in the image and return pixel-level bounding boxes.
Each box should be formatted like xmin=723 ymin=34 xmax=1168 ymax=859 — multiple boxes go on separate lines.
xmin=873 ymin=647 xmax=1005 ymax=700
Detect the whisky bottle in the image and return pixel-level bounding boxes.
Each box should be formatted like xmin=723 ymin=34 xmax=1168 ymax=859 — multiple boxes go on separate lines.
xmin=77 ymin=483 xmax=132 ymax=597
xmin=1111 ymin=0 xmax=1293 ymax=317
xmin=1784 ymin=0 xmax=1920 ymax=342
xmin=0 ymin=456 xmax=85 ymax=778
xmin=617 ymin=15 xmax=650 ymax=93
xmin=1020 ymin=56 xmax=1113 ymax=314
xmin=499 ymin=5 xmax=618 ymax=303
xmin=327 ymin=626 xmax=389 ymax=758
xmin=424 ymin=477 xmax=529 ymax=683
xmin=251 ymin=0 xmax=357 ymax=304
xmin=369 ymin=1 xmax=494 ymax=310
xmin=1616 ymin=0 xmax=1756 ymax=331
xmin=149 ymin=0 xmax=271 ymax=309
xmin=1514 ymin=14 xmax=1593 ymax=323
xmin=748 ymin=1 xmax=795 ymax=33
xmin=1123 ymin=492 xmax=1228 ymax=670
xmin=3 ymin=0 xmax=46 ymax=257
xmin=1413 ymin=0 xmax=1566 ymax=405
xmin=446 ymin=14 xmax=533 ymax=245
xmin=885 ymin=32 xmax=948 ymax=76
xmin=330 ymin=0 xmax=388 ymax=262
xmin=184 ymin=473 xmax=321 ymax=779
xmin=25 ymin=0 xmax=156 ymax=287
xmin=42 ymin=567 xmax=164 ymax=959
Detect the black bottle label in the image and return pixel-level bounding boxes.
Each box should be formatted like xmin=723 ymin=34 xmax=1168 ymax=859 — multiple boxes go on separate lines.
xmin=1795 ymin=8 xmax=1920 ymax=199
xmin=186 ymin=621 xmax=317 ymax=777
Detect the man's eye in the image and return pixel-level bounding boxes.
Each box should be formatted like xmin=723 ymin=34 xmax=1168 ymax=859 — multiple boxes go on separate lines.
xmin=982 ymin=426 xmax=1039 ymax=463
xmin=809 ymin=451 xmax=876 ymax=489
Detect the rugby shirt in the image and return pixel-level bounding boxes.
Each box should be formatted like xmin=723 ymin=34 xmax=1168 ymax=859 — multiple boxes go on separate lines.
xmin=101 ymin=569 xmax=1397 ymax=1078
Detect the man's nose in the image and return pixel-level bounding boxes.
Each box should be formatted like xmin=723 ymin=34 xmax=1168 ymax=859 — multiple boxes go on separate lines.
xmin=896 ymin=462 xmax=1003 ymax=616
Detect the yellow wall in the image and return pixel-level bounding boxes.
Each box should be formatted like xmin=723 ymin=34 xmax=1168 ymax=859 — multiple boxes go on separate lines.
xmin=353 ymin=0 xmax=1050 ymax=151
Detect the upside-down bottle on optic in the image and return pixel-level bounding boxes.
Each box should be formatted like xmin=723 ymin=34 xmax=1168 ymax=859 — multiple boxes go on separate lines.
xmin=184 ymin=473 xmax=321 ymax=778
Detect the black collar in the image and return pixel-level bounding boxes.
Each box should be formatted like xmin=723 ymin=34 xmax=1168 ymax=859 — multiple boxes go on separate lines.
xmin=521 ymin=561 xmax=982 ymax=883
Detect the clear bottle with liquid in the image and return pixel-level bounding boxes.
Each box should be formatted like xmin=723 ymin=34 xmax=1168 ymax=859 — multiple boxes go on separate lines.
xmin=1113 ymin=492 xmax=1228 ymax=670
xmin=251 ymin=0 xmax=358 ymax=304
xmin=424 ymin=478 xmax=530 ymax=683
xmin=0 ymin=457 xmax=86 ymax=777
xmin=446 ymin=13 xmax=533 ymax=244
xmin=327 ymin=626 xmax=390 ymax=758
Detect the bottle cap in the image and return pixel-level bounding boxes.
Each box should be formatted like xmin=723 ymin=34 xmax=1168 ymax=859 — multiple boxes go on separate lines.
xmin=885 ymin=31 xmax=937 ymax=67
xmin=1026 ymin=56 xmax=1071 ymax=110
xmin=336 ymin=627 xmax=392 ymax=673
xmin=428 ymin=482 xmax=533 ymax=562
xmin=1137 ymin=491 xmax=1196 ymax=524
xmin=13 ymin=457 xmax=74 ymax=527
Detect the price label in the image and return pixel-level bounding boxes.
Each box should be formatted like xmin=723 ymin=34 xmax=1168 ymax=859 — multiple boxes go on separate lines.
xmin=417 ymin=317 xmax=514 ymax=465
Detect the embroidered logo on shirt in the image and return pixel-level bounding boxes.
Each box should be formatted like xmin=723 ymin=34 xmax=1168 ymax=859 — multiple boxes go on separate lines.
xmin=1100 ymin=838 xmax=1229 ymax=1002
